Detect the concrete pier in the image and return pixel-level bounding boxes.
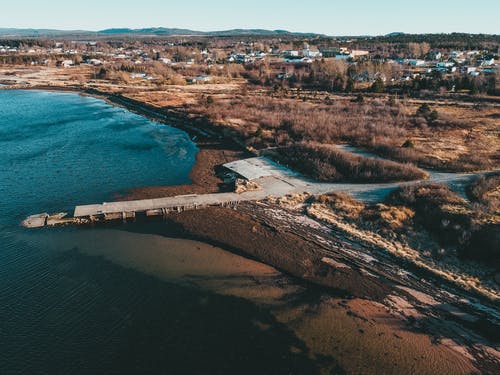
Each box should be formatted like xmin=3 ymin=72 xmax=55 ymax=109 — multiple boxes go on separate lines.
xmin=22 ymin=213 xmax=49 ymax=228
xmin=23 ymin=156 xmax=492 ymax=228
xmin=73 ymin=192 xmax=260 ymax=219
xmin=22 ymin=212 xmax=73 ymax=228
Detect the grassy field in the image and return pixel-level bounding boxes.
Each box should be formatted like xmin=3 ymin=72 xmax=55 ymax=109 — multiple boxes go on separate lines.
xmin=181 ymin=91 xmax=499 ymax=173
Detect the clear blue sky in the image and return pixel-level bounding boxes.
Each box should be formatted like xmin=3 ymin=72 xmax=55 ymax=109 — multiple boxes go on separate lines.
xmin=1 ymin=0 xmax=499 ymax=35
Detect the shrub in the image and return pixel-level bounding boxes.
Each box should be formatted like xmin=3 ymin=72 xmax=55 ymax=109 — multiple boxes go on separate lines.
xmin=387 ymin=183 xmax=499 ymax=267
xmin=402 ymin=139 xmax=414 ymax=148
xmin=266 ymin=143 xmax=427 ymax=183
xmin=428 ymin=110 xmax=439 ymax=122
xmin=462 ymin=224 xmax=500 ymax=266
xmin=416 ymin=103 xmax=431 ymax=117
xmin=371 ymin=77 xmax=385 ymax=93
xmin=467 ymin=173 xmax=500 ymax=213
xmin=468 ymin=173 xmax=500 ymax=201
xmin=416 ymin=104 xmax=438 ymax=124
xmin=387 ymin=183 xmax=463 ymax=208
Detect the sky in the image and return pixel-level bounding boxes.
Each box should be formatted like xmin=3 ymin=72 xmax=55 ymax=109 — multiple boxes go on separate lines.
xmin=1 ymin=0 xmax=499 ymax=35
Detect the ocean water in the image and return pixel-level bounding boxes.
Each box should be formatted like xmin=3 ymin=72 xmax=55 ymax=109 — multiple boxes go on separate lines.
xmin=0 ymin=90 xmax=198 ymax=218
xmin=0 ymin=91 xmax=319 ymax=374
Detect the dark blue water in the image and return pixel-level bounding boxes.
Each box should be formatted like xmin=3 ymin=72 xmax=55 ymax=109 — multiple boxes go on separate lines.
xmin=0 ymin=91 xmax=319 ymax=375
xmin=0 ymin=90 xmax=197 ymax=221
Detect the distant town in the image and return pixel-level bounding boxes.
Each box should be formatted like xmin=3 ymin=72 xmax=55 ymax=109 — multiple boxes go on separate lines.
xmin=0 ymin=32 xmax=498 ymax=95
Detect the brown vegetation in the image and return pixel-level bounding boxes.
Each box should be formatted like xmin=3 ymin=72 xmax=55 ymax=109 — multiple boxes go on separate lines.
xmin=467 ymin=172 xmax=500 ymax=213
xmin=308 ymin=190 xmax=499 ymax=299
xmin=264 ymin=143 xmax=427 ymax=182
xmin=314 ymin=192 xmax=415 ymax=232
xmin=201 ymin=95 xmax=409 ymax=148
xmin=313 ymin=192 xmax=416 ymax=234
xmin=314 ymin=192 xmax=365 ymax=219
xmin=193 ymin=94 xmax=498 ymax=173
xmin=387 ymin=183 xmax=499 ymax=267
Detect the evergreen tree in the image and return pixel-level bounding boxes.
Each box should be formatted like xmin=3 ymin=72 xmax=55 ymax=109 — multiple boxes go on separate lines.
xmin=371 ymin=77 xmax=385 ymax=93
xmin=345 ymin=78 xmax=355 ymax=92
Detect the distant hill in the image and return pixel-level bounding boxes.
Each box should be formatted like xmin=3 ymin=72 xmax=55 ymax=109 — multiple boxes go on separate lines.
xmin=0 ymin=27 xmax=323 ymax=38
xmin=0 ymin=28 xmax=92 ymax=37
xmin=385 ymin=32 xmax=406 ymax=37
xmin=98 ymin=27 xmax=200 ymax=35
xmin=98 ymin=27 xmax=322 ymax=37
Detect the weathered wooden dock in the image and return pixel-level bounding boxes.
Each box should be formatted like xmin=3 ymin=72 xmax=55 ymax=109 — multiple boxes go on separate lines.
xmin=22 ymin=157 xmax=294 ymax=227
xmin=23 ymin=156 xmax=494 ymax=228
xmin=71 ymin=157 xmax=305 ymax=220
xmin=73 ymin=191 xmax=264 ymax=220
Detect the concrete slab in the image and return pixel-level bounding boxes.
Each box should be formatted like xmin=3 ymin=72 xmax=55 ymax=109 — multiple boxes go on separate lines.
xmin=223 ymin=157 xmax=299 ymax=181
xmin=22 ymin=213 xmax=48 ymax=228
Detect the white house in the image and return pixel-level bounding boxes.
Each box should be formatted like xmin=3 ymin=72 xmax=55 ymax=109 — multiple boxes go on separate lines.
xmin=436 ymin=62 xmax=454 ymax=68
xmin=302 ymin=47 xmax=322 ymax=58
xmin=429 ymin=51 xmax=442 ymax=60
xmin=58 ymin=60 xmax=74 ymax=68
xmin=479 ymin=58 xmax=495 ymax=66
xmin=465 ymin=67 xmax=477 ymax=74
xmin=283 ymin=50 xmax=299 ymax=57
xmin=408 ymin=59 xmax=426 ymax=66
xmin=159 ymin=57 xmax=172 ymax=64
xmin=350 ymin=50 xmax=369 ymax=58
xmin=87 ymin=59 xmax=103 ymax=66
xmin=188 ymin=75 xmax=212 ymax=84
xmin=284 ymin=56 xmax=312 ymax=64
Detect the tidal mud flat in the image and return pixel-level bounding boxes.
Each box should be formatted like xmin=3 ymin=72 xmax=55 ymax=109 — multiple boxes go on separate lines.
xmin=27 ymin=223 xmax=481 ymax=374
xmin=137 ymin=201 xmax=499 ymax=373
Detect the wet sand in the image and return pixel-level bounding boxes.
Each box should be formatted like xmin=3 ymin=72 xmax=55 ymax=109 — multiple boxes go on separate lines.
xmin=277 ymin=297 xmax=478 ymax=375
xmin=156 ymin=205 xmax=393 ymax=299
xmin=29 ymin=227 xmax=479 ymax=374
xmin=74 ymin=229 xmax=295 ymax=303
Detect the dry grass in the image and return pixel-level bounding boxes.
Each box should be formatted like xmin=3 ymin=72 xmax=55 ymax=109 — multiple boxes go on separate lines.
xmin=201 ymin=95 xmax=410 ymax=148
xmin=467 ymin=172 xmax=500 ymax=213
xmin=263 ymin=143 xmax=427 ymax=182
xmin=189 ymin=93 xmax=499 ymax=172
xmin=387 ymin=183 xmax=499 ymax=266
xmin=362 ymin=204 xmax=415 ymax=231
xmin=306 ymin=192 xmax=499 ymax=301
xmin=314 ymin=192 xmax=365 ymax=219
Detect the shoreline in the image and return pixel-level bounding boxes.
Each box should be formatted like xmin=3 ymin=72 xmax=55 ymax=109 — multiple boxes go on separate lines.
xmin=4 ymin=84 xmax=252 ymax=199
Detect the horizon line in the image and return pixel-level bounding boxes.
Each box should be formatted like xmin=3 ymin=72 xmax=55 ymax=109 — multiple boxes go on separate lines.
xmin=0 ymin=27 xmax=499 ymax=38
